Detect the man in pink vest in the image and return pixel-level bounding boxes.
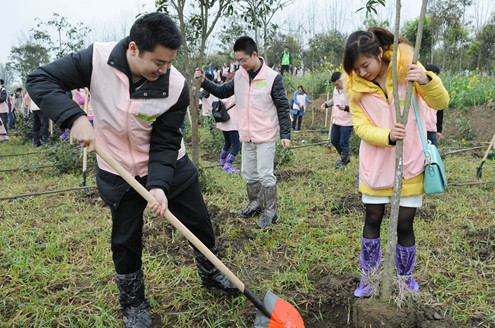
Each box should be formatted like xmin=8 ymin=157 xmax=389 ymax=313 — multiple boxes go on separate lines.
xmin=27 ymin=12 xmax=238 ymax=327
xmin=195 ymin=36 xmax=291 ymax=229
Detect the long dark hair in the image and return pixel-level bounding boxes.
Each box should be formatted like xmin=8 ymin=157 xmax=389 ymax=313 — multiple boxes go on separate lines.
xmin=343 ymin=27 xmax=409 ymax=74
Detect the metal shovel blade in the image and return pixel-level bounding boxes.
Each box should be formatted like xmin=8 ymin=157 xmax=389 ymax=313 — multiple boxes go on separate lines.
xmin=254 ymin=290 xmax=305 ymax=328
xmin=476 ymin=162 xmax=484 ymax=179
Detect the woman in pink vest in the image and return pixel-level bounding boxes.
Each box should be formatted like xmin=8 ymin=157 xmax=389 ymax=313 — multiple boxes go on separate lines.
xmin=343 ymin=27 xmax=449 ymax=298
xmin=322 ymin=72 xmax=354 ymax=169
xmin=291 ymin=85 xmax=312 ymax=131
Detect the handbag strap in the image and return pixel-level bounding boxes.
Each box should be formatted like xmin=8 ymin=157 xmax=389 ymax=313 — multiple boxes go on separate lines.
xmin=412 ymin=96 xmax=431 ymax=163
xmin=226 ymin=103 xmax=235 ymax=111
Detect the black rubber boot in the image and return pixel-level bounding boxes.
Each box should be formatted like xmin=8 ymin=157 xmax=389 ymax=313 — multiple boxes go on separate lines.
xmin=194 ymin=245 xmax=241 ymax=297
xmin=237 ymin=182 xmax=262 ymax=218
xmin=342 ymin=153 xmax=350 ymax=166
xmin=115 ymin=270 xmax=152 ymax=328
xmin=256 ymin=185 xmax=280 ymax=229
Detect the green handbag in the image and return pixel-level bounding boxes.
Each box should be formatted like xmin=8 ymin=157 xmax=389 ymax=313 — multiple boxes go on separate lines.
xmin=413 ymin=96 xmax=447 ymax=195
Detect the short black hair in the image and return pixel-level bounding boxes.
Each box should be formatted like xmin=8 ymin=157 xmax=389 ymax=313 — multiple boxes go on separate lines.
xmin=130 ymin=12 xmax=182 ymax=52
xmin=234 ymin=36 xmax=258 ymax=55
xmin=0 ymin=79 xmax=4 ymax=85
xmin=331 ymin=72 xmax=342 ymax=82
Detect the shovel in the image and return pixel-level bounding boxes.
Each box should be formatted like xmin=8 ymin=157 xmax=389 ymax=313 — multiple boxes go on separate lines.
xmin=476 ymin=132 xmax=495 ymax=179
xmin=94 ymin=145 xmax=305 ymax=328
xmin=81 ymin=88 xmax=90 ymax=190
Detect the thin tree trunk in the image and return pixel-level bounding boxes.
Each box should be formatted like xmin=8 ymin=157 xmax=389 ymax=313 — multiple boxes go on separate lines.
xmin=380 ymin=0 xmax=428 ymax=302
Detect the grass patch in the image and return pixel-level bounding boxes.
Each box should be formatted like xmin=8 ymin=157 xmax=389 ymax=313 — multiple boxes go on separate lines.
xmin=1 ymin=128 xmax=494 ymax=326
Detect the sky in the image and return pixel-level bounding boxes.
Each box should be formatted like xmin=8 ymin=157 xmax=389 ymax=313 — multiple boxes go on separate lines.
xmin=2 ymin=0 xmax=493 ymax=65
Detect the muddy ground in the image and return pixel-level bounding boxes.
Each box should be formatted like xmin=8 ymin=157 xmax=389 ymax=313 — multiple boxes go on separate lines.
xmin=206 ymin=201 xmax=478 ymax=328
xmin=168 ymin=104 xmax=493 ymax=327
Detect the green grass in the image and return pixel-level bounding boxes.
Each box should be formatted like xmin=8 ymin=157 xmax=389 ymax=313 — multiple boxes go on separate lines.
xmin=1 ymin=129 xmax=494 ymax=327
xmin=440 ymin=71 xmax=495 ymax=110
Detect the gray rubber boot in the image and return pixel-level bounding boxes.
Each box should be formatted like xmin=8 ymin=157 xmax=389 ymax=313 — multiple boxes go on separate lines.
xmin=256 ymin=185 xmax=280 ymax=229
xmin=237 ymin=182 xmax=262 ymax=218
xmin=115 ymin=270 xmax=152 ymax=328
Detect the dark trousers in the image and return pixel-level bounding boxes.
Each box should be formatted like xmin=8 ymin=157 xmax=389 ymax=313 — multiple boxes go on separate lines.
xmin=331 ymin=124 xmax=353 ymax=155
xmin=32 ymin=110 xmax=49 ymax=142
xmin=292 ymin=114 xmax=303 ymax=130
xmin=281 ymin=65 xmax=290 ymax=75
xmin=8 ymin=111 xmax=16 ymax=130
xmin=222 ymin=130 xmax=240 ymax=156
xmin=427 ymin=131 xmax=438 ymax=148
xmin=97 ymin=156 xmax=216 ymax=274
xmin=0 ymin=113 xmax=8 ymax=133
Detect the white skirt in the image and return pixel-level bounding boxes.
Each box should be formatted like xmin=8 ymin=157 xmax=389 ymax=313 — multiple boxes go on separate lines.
xmin=362 ymin=194 xmax=423 ymax=208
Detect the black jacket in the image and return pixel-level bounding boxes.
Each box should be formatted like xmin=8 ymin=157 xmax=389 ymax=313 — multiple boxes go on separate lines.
xmin=26 ymin=37 xmax=190 ymax=194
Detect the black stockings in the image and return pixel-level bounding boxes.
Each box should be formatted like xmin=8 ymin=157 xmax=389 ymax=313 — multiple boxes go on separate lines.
xmin=363 ymin=204 xmax=417 ymax=247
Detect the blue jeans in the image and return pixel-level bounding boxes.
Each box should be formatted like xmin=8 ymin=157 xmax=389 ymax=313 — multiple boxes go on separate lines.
xmin=331 ymin=124 xmax=353 ymax=155
xmin=9 ymin=112 xmax=16 ymax=130
xmin=222 ymin=130 xmax=240 ymax=156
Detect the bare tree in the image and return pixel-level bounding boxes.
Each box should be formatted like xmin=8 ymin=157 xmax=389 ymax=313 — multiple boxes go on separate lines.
xmin=381 ymin=0 xmax=428 ymax=301
xmin=31 ymin=13 xmax=91 ymax=59
xmin=237 ymin=0 xmax=294 ymax=56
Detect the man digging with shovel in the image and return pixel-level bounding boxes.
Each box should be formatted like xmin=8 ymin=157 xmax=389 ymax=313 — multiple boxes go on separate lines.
xmin=27 ymin=12 xmax=239 ymax=327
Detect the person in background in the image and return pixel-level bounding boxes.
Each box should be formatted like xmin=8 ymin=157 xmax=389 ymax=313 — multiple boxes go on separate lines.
xmin=195 ymin=36 xmax=291 ymax=229
xmin=343 ymin=27 xmax=449 ymax=298
xmin=22 ymin=91 xmax=30 ymax=116
xmin=202 ymin=72 xmax=240 ymax=174
xmin=27 ymin=12 xmax=239 ymax=328
xmin=214 ymin=67 xmax=222 ymax=84
xmin=291 ymin=85 xmax=312 ymax=131
xmin=27 ymin=92 xmax=49 ymax=146
xmin=321 ymin=72 xmax=354 ymax=169
xmin=14 ymin=87 xmax=24 ymax=117
xmin=0 ymin=79 xmax=9 ymax=134
xmin=72 ymin=88 xmax=94 ymax=125
xmin=424 ymin=64 xmax=444 ymax=147
xmin=205 ymin=62 xmax=215 ymax=81
xmin=7 ymin=91 xmax=16 ymax=130
xmin=221 ymin=62 xmax=230 ymax=83
xmin=280 ymin=46 xmax=292 ymax=76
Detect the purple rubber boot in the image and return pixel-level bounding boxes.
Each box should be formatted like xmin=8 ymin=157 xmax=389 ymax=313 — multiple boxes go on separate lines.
xmin=395 ymin=243 xmax=419 ymax=292
xmin=222 ymin=154 xmax=240 ymax=174
xmin=217 ymin=149 xmax=228 ymax=166
xmin=354 ymin=237 xmax=382 ymax=298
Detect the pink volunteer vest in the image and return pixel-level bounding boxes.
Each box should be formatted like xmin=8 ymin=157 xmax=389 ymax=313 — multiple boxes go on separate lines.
xmin=233 ymin=61 xmax=279 ymax=143
xmin=332 ymin=88 xmax=353 ymax=126
xmin=358 ymin=86 xmax=426 ymax=189
xmin=91 ymin=42 xmax=186 ymax=177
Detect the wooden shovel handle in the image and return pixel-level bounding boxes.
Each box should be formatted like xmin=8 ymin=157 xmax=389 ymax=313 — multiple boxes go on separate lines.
xmin=82 ymin=88 xmax=90 ymax=172
xmin=481 ymin=132 xmax=495 ymax=162
xmin=94 ymin=144 xmax=245 ymax=292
